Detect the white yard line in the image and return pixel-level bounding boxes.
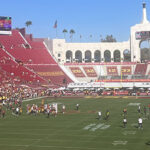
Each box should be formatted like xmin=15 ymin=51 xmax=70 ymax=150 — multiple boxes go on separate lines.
xmin=112 ymin=141 xmax=128 ymax=146
xmin=0 ymin=131 xmax=119 ymax=138
xmin=122 ymin=131 xmax=136 ymax=135
xmin=0 ymin=144 xmax=97 ymax=150
xmin=128 ymin=103 xmax=141 ymax=106
xmin=90 ymin=123 xmax=104 ymax=131
xmin=23 ymin=96 xmax=48 ymax=102
xmin=83 ymin=123 xmax=111 ymax=131
xmin=83 ymin=124 xmax=96 ymax=130
xmin=0 ymin=137 xmax=41 ymax=140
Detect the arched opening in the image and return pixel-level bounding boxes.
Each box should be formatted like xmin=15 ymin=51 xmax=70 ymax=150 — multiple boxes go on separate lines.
xmin=75 ymin=50 xmax=82 ymax=62
xmin=140 ymin=40 xmax=150 ymax=63
xmin=94 ymin=50 xmax=101 ymax=62
xmin=104 ymin=50 xmax=111 ymax=62
xmin=114 ymin=50 xmax=121 ymax=62
xmin=85 ymin=50 xmax=92 ymax=62
xmin=66 ymin=50 xmax=72 ymax=63
xmin=123 ymin=49 xmax=131 ymax=62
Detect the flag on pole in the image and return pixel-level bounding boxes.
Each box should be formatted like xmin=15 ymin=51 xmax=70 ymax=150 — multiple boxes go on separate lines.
xmin=53 ymin=20 xmax=57 ymax=28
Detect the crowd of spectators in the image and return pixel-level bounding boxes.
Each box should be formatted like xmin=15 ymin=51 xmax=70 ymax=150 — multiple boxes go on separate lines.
xmin=0 ymin=69 xmax=49 ymax=104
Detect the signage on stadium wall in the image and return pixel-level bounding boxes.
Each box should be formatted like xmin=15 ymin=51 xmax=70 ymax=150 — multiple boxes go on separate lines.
xmin=135 ymin=31 xmax=150 ymax=40
xmin=121 ymin=66 xmax=131 ymax=75
xmin=107 ymin=67 xmax=118 ymax=75
xmin=37 ymin=71 xmax=64 ymax=76
xmin=70 ymin=67 xmax=85 ymax=77
xmin=0 ymin=16 xmax=12 ymax=34
xmin=83 ymin=67 xmax=97 ymax=77
xmin=68 ymin=82 xmax=150 ymax=88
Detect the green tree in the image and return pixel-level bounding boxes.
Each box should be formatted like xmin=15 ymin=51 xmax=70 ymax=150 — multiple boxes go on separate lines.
xmin=25 ymin=21 xmax=32 ymax=33
xmin=101 ymin=35 xmax=116 ymax=42
xmin=62 ymin=29 xmax=68 ymax=39
xmin=70 ymin=29 xmax=75 ymax=42
xmin=25 ymin=21 xmax=32 ymax=28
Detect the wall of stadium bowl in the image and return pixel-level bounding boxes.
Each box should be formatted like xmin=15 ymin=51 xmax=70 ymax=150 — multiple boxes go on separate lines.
xmin=52 ymin=39 xmax=130 ymax=63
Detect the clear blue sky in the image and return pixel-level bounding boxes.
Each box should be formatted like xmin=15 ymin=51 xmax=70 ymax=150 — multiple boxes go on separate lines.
xmin=0 ymin=0 xmax=149 ymax=42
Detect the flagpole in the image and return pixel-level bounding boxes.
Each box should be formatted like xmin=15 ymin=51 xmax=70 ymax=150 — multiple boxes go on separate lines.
xmin=53 ymin=20 xmax=57 ymax=38
xmin=56 ymin=28 xmax=57 ymax=38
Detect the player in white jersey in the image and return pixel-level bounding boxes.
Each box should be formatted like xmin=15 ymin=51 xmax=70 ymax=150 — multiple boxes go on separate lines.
xmin=138 ymin=117 xmax=143 ymax=129
xmin=62 ymin=105 xmax=66 ymax=114
xmin=76 ymin=104 xmax=79 ymax=111
xmin=123 ymin=118 xmax=127 ymax=128
xmin=98 ymin=111 xmax=102 ymax=120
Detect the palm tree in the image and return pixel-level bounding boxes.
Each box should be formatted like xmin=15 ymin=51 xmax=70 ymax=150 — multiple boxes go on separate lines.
xmin=25 ymin=21 xmax=32 ymax=28
xmin=62 ymin=29 xmax=68 ymax=39
xmin=25 ymin=21 xmax=32 ymax=33
xmin=69 ymin=29 xmax=75 ymax=42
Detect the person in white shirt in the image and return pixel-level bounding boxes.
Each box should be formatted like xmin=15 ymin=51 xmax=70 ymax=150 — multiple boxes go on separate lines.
xmin=123 ymin=118 xmax=127 ymax=128
xmin=76 ymin=104 xmax=79 ymax=111
xmin=47 ymin=108 xmax=50 ymax=118
xmin=16 ymin=107 xmax=19 ymax=115
xmin=138 ymin=106 xmax=141 ymax=113
xmin=138 ymin=117 xmax=143 ymax=129
xmin=62 ymin=105 xmax=66 ymax=114
xmin=98 ymin=111 xmax=102 ymax=120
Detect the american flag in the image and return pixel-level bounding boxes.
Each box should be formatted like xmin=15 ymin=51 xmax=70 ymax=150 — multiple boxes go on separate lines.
xmin=53 ymin=20 xmax=57 ymax=28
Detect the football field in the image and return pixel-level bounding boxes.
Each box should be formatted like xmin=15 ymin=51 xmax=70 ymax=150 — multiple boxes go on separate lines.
xmin=0 ymin=97 xmax=150 ymax=150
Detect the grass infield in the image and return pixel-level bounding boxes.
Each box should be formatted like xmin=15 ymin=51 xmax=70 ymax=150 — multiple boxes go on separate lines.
xmin=0 ymin=97 xmax=150 ymax=150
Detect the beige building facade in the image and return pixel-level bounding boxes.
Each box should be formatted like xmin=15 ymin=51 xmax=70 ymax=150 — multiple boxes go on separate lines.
xmin=45 ymin=3 xmax=150 ymax=64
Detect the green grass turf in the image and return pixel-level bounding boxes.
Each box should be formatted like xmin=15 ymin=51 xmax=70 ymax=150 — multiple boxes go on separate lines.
xmin=0 ymin=97 xmax=150 ymax=150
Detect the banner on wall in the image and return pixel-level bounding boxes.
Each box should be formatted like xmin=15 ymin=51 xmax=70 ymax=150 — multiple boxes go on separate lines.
xmin=83 ymin=67 xmax=97 ymax=77
xmin=70 ymin=67 xmax=85 ymax=77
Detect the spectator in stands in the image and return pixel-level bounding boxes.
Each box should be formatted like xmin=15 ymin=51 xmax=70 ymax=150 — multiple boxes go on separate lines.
xmin=0 ymin=43 xmax=3 ymax=48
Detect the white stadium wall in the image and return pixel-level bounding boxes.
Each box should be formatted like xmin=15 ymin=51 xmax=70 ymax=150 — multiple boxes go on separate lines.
xmin=45 ymin=3 xmax=150 ymax=64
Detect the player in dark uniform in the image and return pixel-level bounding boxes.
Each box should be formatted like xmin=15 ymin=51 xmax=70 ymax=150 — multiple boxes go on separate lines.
xmin=105 ymin=110 xmax=110 ymax=120
xmin=2 ymin=110 xmax=5 ymax=118
xmin=0 ymin=106 xmax=2 ymax=116
xmin=144 ymin=105 xmax=147 ymax=117
xmin=123 ymin=108 xmax=127 ymax=117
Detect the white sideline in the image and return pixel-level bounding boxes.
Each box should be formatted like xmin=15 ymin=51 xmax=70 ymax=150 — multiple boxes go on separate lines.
xmin=23 ymin=96 xmax=48 ymax=102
